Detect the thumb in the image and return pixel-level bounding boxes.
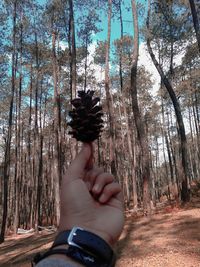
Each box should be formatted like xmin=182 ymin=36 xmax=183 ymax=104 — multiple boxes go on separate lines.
xmin=67 ymin=143 xmax=92 ymax=180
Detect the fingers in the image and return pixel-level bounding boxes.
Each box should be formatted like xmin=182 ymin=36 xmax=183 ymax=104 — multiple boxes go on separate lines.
xmin=99 ymin=182 xmax=121 ymax=203
xmin=92 ymin=172 xmax=114 ymax=195
xmin=90 ymin=172 xmax=121 ymax=203
xmin=84 ymin=167 xmax=104 ymax=190
xmin=67 ymin=143 xmax=92 ymax=180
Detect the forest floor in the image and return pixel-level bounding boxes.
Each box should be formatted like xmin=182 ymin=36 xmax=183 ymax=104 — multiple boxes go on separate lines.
xmin=1 ymin=185 xmax=200 ymax=267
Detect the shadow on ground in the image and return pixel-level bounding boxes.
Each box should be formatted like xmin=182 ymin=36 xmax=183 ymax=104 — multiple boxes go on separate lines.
xmin=116 ymin=197 xmax=200 ymax=265
xmin=1 ymin=192 xmax=200 ymax=267
xmin=0 ymin=233 xmax=55 ymax=266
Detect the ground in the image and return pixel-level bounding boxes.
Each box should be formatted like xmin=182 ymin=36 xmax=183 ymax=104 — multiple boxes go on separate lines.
xmin=0 ymin=194 xmax=200 ymax=267
xmin=116 ymin=199 xmax=200 ymax=267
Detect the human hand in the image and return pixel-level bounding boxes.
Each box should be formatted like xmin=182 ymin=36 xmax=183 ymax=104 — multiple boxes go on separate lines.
xmin=59 ymin=143 xmax=124 ymax=246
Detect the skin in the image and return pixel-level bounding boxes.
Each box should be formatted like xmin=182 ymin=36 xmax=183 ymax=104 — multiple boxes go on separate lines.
xmin=59 ymin=143 xmax=124 ymax=246
xmin=38 ymin=143 xmax=124 ymax=266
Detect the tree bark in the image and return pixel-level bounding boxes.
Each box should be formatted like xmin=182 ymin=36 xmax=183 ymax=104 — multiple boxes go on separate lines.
xmin=118 ymin=0 xmax=137 ymax=209
xmin=28 ymin=63 xmax=34 ymax=229
xmin=33 ymin=29 xmax=41 ymax=231
xmin=68 ymin=0 xmax=77 ymax=159
xmin=146 ymin=1 xmax=190 ymax=202
xmin=130 ymin=0 xmax=151 ymax=215
xmin=119 ymin=0 xmax=123 ymax=92
xmin=52 ymin=31 xmax=61 ymax=226
xmin=84 ymin=36 xmax=88 ymax=91
xmin=105 ymin=0 xmax=116 ymax=176
xmin=0 ymin=0 xmax=17 ymax=243
xmin=13 ymin=9 xmax=24 ymax=234
xmin=68 ymin=0 xmax=77 ymax=101
xmin=188 ymin=0 xmax=200 ymax=53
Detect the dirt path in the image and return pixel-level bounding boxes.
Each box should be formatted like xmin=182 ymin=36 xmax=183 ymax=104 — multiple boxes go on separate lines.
xmin=116 ymin=202 xmax=200 ymax=267
xmin=0 ymin=198 xmax=200 ymax=267
xmin=0 ymin=232 xmax=55 ymax=267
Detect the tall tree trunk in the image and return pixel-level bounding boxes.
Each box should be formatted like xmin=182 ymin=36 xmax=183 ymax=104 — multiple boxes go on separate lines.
xmin=119 ymin=0 xmax=123 ymax=92
xmin=14 ymin=10 xmax=23 ymax=234
xmin=146 ymin=1 xmax=190 ymax=202
xmin=84 ymin=37 xmax=88 ymax=91
xmin=118 ymin=0 xmax=137 ymax=209
xmin=68 ymin=0 xmax=77 ymax=159
xmin=33 ymin=29 xmax=41 ymax=231
xmin=52 ymin=31 xmax=61 ymax=226
xmin=188 ymin=103 xmax=196 ymax=179
xmin=68 ymin=0 xmax=77 ymax=101
xmin=188 ymin=0 xmax=200 ymax=53
xmin=28 ymin=63 xmax=34 ymax=228
xmin=0 ymin=1 xmax=17 ymax=243
xmin=130 ymin=0 xmax=151 ymax=215
xmin=105 ymin=0 xmax=116 ymax=176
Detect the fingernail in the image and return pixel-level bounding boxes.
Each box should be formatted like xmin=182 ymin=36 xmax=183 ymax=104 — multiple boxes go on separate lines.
xmin=93 ymin=184 xmax=100 ymax=193
xmin=99 ymin=194 xmax=106 ymax=203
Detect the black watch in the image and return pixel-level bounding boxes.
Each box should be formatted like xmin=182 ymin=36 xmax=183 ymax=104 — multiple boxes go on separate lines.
xmin=52 ymin=227 xmax=116 ymax=267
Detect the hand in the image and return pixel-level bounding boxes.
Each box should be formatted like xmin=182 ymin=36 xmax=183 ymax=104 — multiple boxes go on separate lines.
xmin=59 ymin=143 xmax=124 ymax=246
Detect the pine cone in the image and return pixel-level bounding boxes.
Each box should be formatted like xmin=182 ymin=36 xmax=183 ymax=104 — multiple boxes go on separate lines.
xmin=68 ymin=90 xmax=104 ymax=142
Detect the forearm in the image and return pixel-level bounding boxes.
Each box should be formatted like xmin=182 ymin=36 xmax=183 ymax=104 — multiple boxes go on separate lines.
xmin=35 ymin=245 xmax=85 ymax=267
xmin=36 ymin=257 xmax=84 ymax=267
xmin=34 ymin=229 xmax=116 ymax=267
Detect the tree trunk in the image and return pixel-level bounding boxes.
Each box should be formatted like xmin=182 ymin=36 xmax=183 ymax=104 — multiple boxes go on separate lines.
xmin=68 ymin=0 xmax=77 ymax=101
xmin=28 ymin=63 xmax=34 ymax=229
xmin=13 ymin=10 xmax=23 ymax=234
xmin=119 ymin=0 xmax=123 ymax=92
xmin=0 ymin=0 xmax=17 ymax=243
xmin=146 ymin=1 xmax=190 ymax=202
xmin=84 ymin=37 xmax=88 ymax=91
xmin=68 ymin=0 xmax=77 ymax=159
xmin=188 ymin=0 xmax=200 ymax=53
xmin=118 ymin=0 xmax=137 ymax=209
xmin=105 ymin=0 xmax=116 ymax=176
xmin=52 ymin=31 xmax=61 ymax=226
xmin=130 ymin=0 xmax=151 ymax=215
xmin=33 ymin=29 xmax=41 ymax=231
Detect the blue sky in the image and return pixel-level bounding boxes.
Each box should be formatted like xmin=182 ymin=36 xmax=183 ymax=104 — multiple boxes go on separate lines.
xmin=38 ymin=0 xmax=147 ymax=44
xmin=95 ymin=0 xmax=147 ymax=43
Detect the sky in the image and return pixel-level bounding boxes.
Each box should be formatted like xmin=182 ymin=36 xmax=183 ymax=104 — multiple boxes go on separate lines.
xmin=38 ymin=0 xmax=159 ymax=93
xmin=95 ymin=0 xmax=147 ymax=43
xmin=92 ymin=0 xmax=160 ymax=94
xmin=39 ymin=0 xmax=147 ymax=43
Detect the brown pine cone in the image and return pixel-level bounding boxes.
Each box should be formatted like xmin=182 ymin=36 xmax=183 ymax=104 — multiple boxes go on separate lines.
xmin=68 ymin=90 xmax=104 ymax=142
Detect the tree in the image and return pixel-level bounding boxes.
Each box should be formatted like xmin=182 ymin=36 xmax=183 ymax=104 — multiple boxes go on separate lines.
xmin=68 ymin=0 xmax=77 ymax=101
xmin=77 ymin=8 xmax=101 ymax=91
xmin=104 ymin=0 xmax=117 ymax=176
xmin=0 ymin=0 xmax=17 ymax=243
xmin=146 ymin=0 xmax=190 ymax=202
xmin=130 ymin=0 xmax=151 ymax=214
xmin=189 ymin=0 xmax=200 ymax=52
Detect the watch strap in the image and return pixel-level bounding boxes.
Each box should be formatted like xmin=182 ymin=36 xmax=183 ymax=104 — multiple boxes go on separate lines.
xmin=52 ymin=227 xmax=115 ymax=266
xmin=32 ymin=247 xmax=104 ymax=267
xmin=52 ymin=230 xmax=71 ymax=248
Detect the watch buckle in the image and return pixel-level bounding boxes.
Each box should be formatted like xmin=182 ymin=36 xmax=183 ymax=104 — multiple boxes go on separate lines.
xmin=68 ymin=226 xmax=83 ymax=249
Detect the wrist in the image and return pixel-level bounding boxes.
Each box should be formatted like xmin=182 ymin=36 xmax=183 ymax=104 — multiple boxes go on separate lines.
xmin=48 ymin=245 xmax=85 ymax=267
xmin=58 ymin=224 xmax=113 ymax=247
xmin=34 ymin=245 xmax=86 ymax=267
xmin=33 ymin=227 xmax=115 ymax=267
xmin=52 ymin=227 xmax=116 ymax=267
